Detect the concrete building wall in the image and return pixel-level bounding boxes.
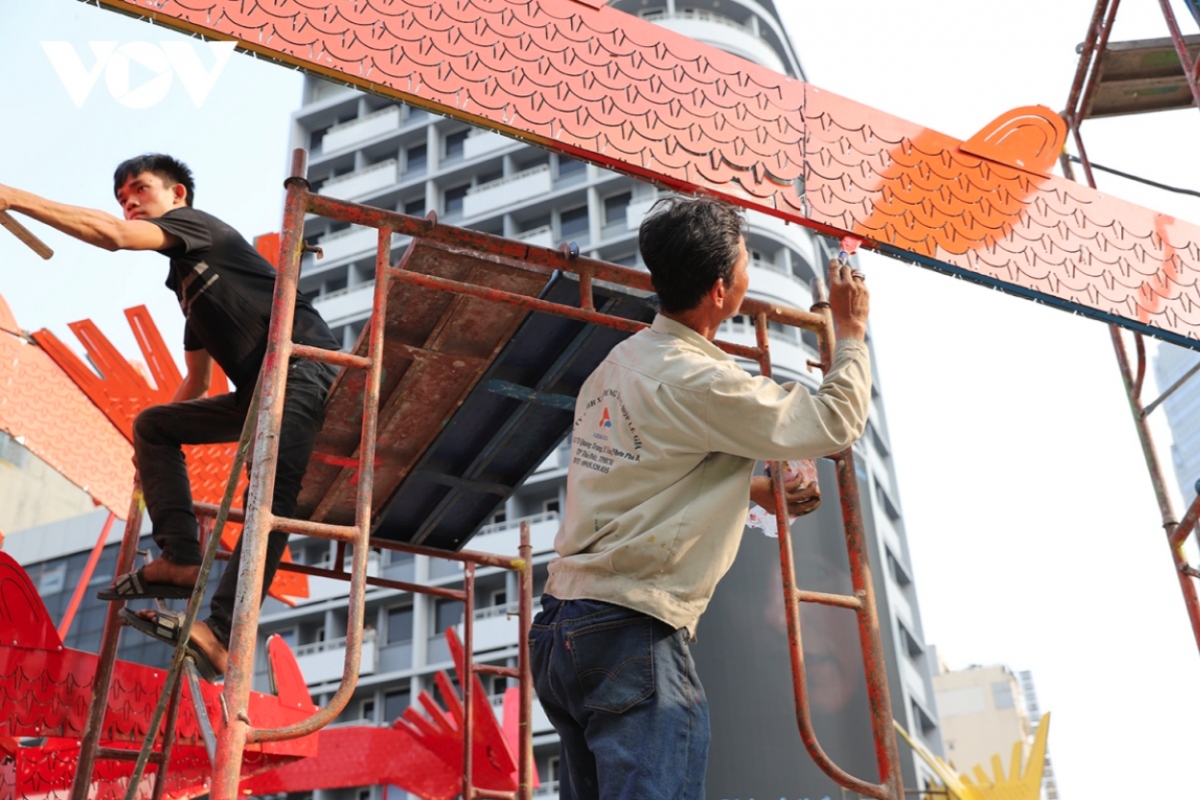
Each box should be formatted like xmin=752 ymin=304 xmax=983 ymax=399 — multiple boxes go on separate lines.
xmin=0 ymin=434 xmax=100 ymax=536
xmin=933 ymin=663 xmax=1032 ymax=776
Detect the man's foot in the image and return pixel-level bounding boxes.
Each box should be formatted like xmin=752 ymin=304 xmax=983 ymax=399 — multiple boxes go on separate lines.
xmin=139 ymin=558 xmax=201 ymax=589
xmin=97 ymin=559 xmax=202 ymax=601
xmin=124 ymin=609 xmax=229 ymax=679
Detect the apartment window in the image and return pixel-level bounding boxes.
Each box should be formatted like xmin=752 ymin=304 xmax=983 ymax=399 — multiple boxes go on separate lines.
xmin=444 ymin=184 xmax=470 ymax=217
xmin=603 ymin=191 xmax=632 ymax=226
xmin=404 ymin=197 xmax=426 ymax=217
xmin=323 ymin=275 xmax=347 ymax=296
xmin=405 ymin=143 xmax=427 ymax=173
xmin=361 ymin=698 xmax=377 ymax=721
xmin=358 ymin=789 xmax=372 ymax=800
xmin=37 ymin=564 xmax=66 ymax=595
xmin=543 ymin=498 xmax=561 ymax=516
xmin=387 ymin=605 xmax=413 ymax=644
xmin=559 ymin=205 xmax=589 ymax=239
xmin=490 ymin=510 xmax=507 ymax=525
xmin=992 ymin=681 xmax=1015 ymax=710
xmin=490 ymin=589 xmax=508 ymax=607
xmin=384 ymin=688 xmax=411 ymax=721
xmin=557 ymin=156 xmax=586 ymax=179
xmin=275 ymin=628 xmax=298 ymax=648
xmin=435 ymin=599 xmax=464 ymax=634
xmin=444 ymin=129 xmax=469 ymax=160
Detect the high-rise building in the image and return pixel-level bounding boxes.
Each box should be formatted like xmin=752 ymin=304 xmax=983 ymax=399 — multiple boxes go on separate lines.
xmin=284 ymin=2 xmax=942 ymax=797
xmin=932 ymin=660 xmax=1056 ymax=797
xmin=1153 ymin=344 xmax=1200 ymax=503
xmin=9 ymin=3 xmax=943 ymax=798
xmin=1018 ymin=669 xmax=1061 ymax=800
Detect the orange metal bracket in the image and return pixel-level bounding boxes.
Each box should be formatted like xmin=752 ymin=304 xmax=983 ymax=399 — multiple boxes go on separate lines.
xmin=89 ymin=0 xmax=1200 ymax=348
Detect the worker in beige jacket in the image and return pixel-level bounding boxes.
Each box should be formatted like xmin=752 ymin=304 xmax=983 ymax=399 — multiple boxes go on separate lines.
xmin=528 ymin=195 xmax=872 ymax=800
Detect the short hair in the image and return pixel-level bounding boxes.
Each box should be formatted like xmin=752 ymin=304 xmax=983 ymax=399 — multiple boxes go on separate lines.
xmin=638 ymin=195 xmax=746 ymax=313
xmin=113 ymin=154 xmax=196 ymax=207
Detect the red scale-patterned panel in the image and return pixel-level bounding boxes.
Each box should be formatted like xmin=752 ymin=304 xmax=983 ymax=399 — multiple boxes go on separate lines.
xmin=91 ymin=0 xmax=1200 ymax=345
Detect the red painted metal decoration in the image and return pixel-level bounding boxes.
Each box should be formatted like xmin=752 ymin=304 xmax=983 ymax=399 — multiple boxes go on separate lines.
xmin=0 ymin=550 xmax=318 ymax=799
xmin=31 ymin=305 xmax=308 ymax=604
xmin=90 ymin=0 xmax=1200 ymax=347
xmin=241 ymin=629 xmax=534 ymax=799
xmin=0 ymin=292 xmax=133 ymax=517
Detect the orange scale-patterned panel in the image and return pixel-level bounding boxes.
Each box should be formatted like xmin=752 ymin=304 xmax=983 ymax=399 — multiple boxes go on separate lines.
xmin=0 ymin=306 xmax=133 ymax=519
xmin=92 ymin=0 xmax=1200 ymax=349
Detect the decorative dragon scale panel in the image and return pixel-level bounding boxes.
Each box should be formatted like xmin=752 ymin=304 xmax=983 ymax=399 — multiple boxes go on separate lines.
xmin=90 ymin=0 xmax=1200 ymax=346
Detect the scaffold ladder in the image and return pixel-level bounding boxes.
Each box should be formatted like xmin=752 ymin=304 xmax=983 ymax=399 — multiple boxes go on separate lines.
xmin=1063 ymin=0 xmax=1200 ymax=660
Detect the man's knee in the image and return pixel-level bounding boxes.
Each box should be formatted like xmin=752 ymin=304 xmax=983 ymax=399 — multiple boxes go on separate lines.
xmin=133 ymin=405 xmax=174 ymax=445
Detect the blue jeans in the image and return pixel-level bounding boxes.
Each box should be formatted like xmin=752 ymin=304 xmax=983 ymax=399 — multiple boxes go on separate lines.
xmin=530 ymin=595 xmax=709 ymax=800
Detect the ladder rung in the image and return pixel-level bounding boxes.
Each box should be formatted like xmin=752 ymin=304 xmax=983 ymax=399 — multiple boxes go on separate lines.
xmin=795 ymin=589 xmax=862 ymax=610
xmin=473 ymin=664 xmax=519 ymax=678
xmin=292 ymin=343 xmax=371 ymax=370
xmin=96 ymin=747 xmax=164 ymax=764
xmin=270 ymin=515 xmax=360 ymax=542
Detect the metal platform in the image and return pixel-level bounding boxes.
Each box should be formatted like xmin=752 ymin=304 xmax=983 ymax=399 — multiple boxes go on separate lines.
xmin=295 ymin=236 xmax=656 ymax=551
xmin=1078 ymin=33 xmax=1200 ymax=118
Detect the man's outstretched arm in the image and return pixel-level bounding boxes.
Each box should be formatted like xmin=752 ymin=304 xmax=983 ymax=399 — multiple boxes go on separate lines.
xmin=0 ymin=184 xmax=178 ymax=252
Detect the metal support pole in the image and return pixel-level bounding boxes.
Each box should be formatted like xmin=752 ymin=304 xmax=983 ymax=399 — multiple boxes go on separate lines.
xmin=1110 ymin=327 xmax=1200 ymax=655
xmin=58 ymin=511 xmax=117 ymax=639
xmin=517 ymin=520 xmax=534 ymax=800
xmin=463 ymin=561 xmax=477 ymax=799
xmin=70 ymin=483 xmax=145 ymax=800
xmin=752 ymin=279 xmax=902 ymax=800
xmin=211 ymin=158 xmax=310 ymax=797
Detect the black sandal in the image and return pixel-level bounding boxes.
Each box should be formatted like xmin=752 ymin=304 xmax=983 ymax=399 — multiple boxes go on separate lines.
xmin=97 ymin=567 xmax=194 ymax=601
xmin=118 ymin=608 xmax=223 ymax=682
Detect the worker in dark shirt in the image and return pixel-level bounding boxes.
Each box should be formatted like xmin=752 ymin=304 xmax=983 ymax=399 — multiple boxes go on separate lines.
xmin=0 ymin=155 xmax=340 ymax=679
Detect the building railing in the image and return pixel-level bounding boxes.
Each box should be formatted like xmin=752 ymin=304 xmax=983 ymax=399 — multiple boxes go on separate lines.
xmin=640 ymin=7 xmax=756 ymax=37
xmin=467 ymin=164 xmax=551 ymax=195
xmin=324 ymin=106 xmax=397 ymax=139
xmin=316 ymin=280 xmax=375 ymax=303
xmin=514 ymin=225 xmax=552 ymax=243
xmin=478 ymin=511 xmax=559 ymax=537
xmin=293 ymin=627 xmax=378 ymax=659
xmin=321 ymin=159 xmax=399 ymax=191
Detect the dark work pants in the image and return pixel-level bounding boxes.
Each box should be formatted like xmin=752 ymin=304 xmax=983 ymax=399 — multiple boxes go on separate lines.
xmin=132 ymin=359 xmax=336 ymax=647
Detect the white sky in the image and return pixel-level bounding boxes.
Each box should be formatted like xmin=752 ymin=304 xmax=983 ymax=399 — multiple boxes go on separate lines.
xmin=1 ymin=0 xmax=1198 ymax=796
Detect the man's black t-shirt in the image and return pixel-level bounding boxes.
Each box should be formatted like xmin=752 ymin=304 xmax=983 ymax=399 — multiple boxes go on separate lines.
xmin=148 ymin=207 xmax=340 ymax=392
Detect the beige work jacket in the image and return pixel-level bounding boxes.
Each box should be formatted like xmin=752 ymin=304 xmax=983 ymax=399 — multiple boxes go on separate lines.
xmin=545 ymin=314 xmax=872 ymax=634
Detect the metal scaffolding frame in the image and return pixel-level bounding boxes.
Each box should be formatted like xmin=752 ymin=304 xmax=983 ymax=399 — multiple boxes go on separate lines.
xmin=1062 ymin=0 xmax=1200 ymax=658
xmin=65 ymin=146 xmax=906 ymax=798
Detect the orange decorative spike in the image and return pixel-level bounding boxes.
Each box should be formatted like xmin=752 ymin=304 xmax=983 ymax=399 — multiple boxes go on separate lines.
xmin=960 ymin=106 xmax=1068 ymax=177
xmin=32 ymin=306 xmax=307 ymax=603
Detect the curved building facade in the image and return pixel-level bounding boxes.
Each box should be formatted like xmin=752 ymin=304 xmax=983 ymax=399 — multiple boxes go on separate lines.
xmin=273 ymin=2 xmax=944 ymax=797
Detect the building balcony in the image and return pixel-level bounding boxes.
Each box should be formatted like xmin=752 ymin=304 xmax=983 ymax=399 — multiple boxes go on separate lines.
xmin=312 ymin=281 xmax=375 ymax=326
xmin=322 ymin=106 xmax=402 ymax=154
xmin=464 ymin=164 xmax=553 ymax=218
xmin=643 ymin=9 xmax=786 ymax=73
xmin=624 ymin=192 xmax=660 ymax=232
xmin=747 ymin=212 xmax=817 ymax=270
xmin=464 ymin=129 xmax=515 ymax=160
xmin=294 ymin=629 xmax=378 ymax=685
xmin=316 ymin=225 xmax=379 ymax=263
xmin=470 ymin=511 xmax=560 ymax=558
xmin=297 ymin=552 xmax=382 ymax=604
xmin=514 ymin=225 xmax=554 ymax=249
xmin=320 ymin=159 xmax=400 ymax=201
xmin=457 ymin=601 xmax=520 ymax=653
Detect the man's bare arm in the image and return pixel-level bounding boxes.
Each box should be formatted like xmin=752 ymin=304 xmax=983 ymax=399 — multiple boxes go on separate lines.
xmin=0 ymin=184 xmax=179 ymax=252
xmin=173 ymin=349 xmax=213 ymax=402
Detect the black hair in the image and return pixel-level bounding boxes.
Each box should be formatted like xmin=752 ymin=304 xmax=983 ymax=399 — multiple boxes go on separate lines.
xmin=638 ymin=195 xmax=746 ymax=313
xmin=113 ymin=154 xmax=196 ymax=207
